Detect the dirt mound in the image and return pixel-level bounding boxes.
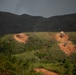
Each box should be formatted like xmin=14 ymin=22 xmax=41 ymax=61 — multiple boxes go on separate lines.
xmin=55 ymin=31 xmax=69 ymax=42
xmin=55 ymin=31 xmax=76 ymax=55
xmin=14 ymin=33 xmax=29 ymax=43
xmin=34 ymin=68 xmax=58 ymax=75
xmin=59 ymin=41 xmax=76 ymax=55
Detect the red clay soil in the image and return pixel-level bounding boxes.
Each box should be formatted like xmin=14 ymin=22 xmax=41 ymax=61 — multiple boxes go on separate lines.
xmin=59 ymin=41 xmax=76 ymax=55
xmin=14 ymin=33 xmax=29 ymax=43
xmin=34 ymin=68 xmax=58 ymax=75
xmin=55 ymin=31 xmax=76 ymax=55
xmin=55 ymin=32 xmax=69 ymax=42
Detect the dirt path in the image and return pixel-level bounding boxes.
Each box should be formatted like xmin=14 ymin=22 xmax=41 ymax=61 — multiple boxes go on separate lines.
xmin=14 ymin=33 xmax=29 ymax=43
xmin=34 ymin=68 xmax=58 ymax=75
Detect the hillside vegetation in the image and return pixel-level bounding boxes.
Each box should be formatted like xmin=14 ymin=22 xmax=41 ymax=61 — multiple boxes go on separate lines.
xmin=0 ymin=11 xmax=76 ymax=35
xmin=0 ymin=32 xmax=76 ymax=75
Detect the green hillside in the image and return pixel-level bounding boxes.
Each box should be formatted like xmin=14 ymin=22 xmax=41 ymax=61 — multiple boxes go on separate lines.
xmin=0 ymin=32 xmax=76 ymax=75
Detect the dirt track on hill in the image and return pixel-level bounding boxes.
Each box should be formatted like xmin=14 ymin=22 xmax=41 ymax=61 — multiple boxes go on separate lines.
xmin=34 ymin=68 xmax=58 ymax=75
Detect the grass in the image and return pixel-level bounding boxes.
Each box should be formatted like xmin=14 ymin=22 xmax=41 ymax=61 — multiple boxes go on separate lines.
xmin=0 ymin=32 xmax=76 ymax=75
xmin=67 ymin=32 xmax=76 ymax=45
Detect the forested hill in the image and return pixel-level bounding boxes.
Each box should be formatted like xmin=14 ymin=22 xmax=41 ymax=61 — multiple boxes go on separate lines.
xmin=0 ymin=11 xmax=76 ymax=35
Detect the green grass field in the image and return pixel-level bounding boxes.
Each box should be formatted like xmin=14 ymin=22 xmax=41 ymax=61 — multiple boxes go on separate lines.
xmin=0 ymin=32 xmax=76 ymax=75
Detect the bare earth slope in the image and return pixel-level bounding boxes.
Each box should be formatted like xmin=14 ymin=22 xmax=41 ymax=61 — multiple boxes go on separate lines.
xmin=55 ymin=31 xmax=76 ymax=55
xmin=34 ymin=68 xmax=58 ymax=75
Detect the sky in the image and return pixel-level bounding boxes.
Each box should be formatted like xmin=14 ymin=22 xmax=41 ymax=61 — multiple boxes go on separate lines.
xmin=0 ymin=0 xmax=76 ymax=17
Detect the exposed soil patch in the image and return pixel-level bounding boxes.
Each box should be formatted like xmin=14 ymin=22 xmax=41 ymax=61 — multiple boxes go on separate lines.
xmin=14 ymin=33 xmax=29 ymax=43
xmin=55 ymin=31 xmax=76 ymax=55
xmin=55 ymin=31 xmax=69 ymax=42
xmin=34 ymin=68 xmax=58 ymax=75
xmin=59 ymin=41 xmax=76 ymax=55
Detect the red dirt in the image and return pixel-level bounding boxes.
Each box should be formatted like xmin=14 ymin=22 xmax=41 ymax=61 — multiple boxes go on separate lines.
xmin=34 ymin=68 xmax=58 ymax=75
xmin=55 ymin=32 xmax=69 ymax=42
xmin=55 ymin=31 xmax=76 ymax=55
xmin=14 ymin=33 xmax=29 ymax=43
xmin=59 ymin=41 xmax=76 ymax=55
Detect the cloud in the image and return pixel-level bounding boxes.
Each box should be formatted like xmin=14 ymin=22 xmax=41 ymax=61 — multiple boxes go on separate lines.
xmin=0 ymin=0 xmax=76 ymax=17
xmin=15 ymin=0 xmax=76 ymax=17
xmin=0 ymin=0 xmax=20 ymax=13
xmin=15 ymin=0 xmax=49 ymax=16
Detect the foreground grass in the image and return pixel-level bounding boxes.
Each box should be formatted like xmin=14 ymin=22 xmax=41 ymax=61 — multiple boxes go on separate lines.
xmin=0 ymin=32 xmax=76 ymax=75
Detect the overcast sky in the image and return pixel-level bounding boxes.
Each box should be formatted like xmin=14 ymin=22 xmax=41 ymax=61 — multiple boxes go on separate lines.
xmin=0 ymin=0 xmax=76 ymax=17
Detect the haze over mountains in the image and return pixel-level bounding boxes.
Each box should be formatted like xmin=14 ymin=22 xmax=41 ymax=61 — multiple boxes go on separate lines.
xmin=0 ymin=11 xmax=76 ymax=35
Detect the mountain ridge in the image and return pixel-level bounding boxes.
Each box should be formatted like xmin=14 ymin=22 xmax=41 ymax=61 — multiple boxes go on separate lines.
xmin=0 ymin=11 xmax=76 ymax=35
